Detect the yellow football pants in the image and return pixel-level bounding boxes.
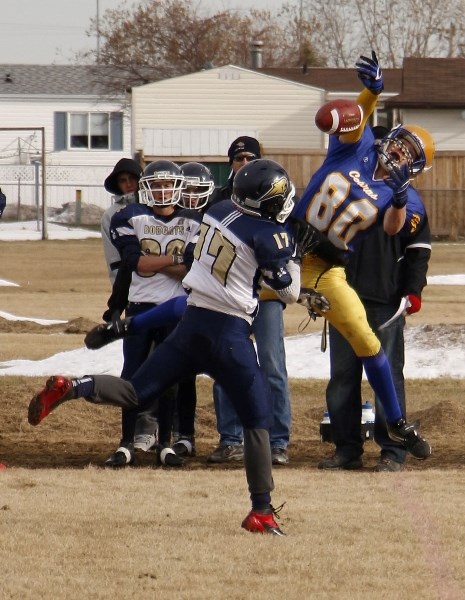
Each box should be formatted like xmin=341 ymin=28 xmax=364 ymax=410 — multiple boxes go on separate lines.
xmin=301 ymin=255 xmax=382 ymax=357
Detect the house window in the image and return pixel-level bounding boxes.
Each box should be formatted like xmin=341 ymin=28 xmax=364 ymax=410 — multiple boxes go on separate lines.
xmin=373 ymin=107 xmax=394 ymax=131
xmin=70 ymin=112 xmax=109 ymax=149
xmin=54 ymin=111 xmax=123 ymax=151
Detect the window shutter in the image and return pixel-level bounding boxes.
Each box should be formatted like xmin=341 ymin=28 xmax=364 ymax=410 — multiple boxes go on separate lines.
xmin=110 ymin=112 xmax=123 ymax=150
xmin=54 ymin=112 xmax=67 ymax=151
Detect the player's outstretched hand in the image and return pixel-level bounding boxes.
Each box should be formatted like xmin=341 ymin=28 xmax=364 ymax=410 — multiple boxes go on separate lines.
xmin=298 ymin=288 xmax=331 ymax=321
xmin=356 ymin=50 xmax=384 ymax=95
xmin=84 ymin=315 xmax=133 ymax=350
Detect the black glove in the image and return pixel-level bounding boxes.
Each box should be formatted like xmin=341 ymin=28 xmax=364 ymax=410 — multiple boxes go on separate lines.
xmin=102 ymin=307 xmax=120 ymax=323
xmin=85 ymin=313 xmax=133 ymax=350
xmin=289 ymin=216 xmax=319 ymax=258
xmin=298 ymin=288 xmax=331 ymax=321
xmin=356 ymin=50 xmax=384 ymax=95
xmin=288 ymin=217 xmax=347 ymax=266
xmin=384 ymin=162 xmax=411 ymax=208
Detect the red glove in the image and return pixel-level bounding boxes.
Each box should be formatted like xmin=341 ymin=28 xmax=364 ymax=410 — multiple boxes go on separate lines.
xmin=406 ymin=294 xmax=421 ymax=315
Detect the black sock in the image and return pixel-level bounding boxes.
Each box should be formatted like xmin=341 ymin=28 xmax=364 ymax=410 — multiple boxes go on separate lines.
xmin=251 ymin=492 xmax=271 ymax=512
xmin=71 ymin=376 xmax=95 ymax=399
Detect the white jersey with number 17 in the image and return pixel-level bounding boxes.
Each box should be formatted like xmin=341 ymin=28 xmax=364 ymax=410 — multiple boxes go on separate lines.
xmin=183 ymin=200 xmax=294 ymax=324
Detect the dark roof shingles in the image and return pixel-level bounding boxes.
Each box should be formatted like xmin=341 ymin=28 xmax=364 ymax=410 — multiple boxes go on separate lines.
xmin=0 ymin=64 xmax=116 ymax=96
xmin=257 ymin=67 xmax=402 ymax=94
xmin=3 ymin=59 xmax=465 ymax=107
xmin=385 ymin=57 xmax=465 ymax=107
xmin=259 ymin=60 xmax=465 ymax=108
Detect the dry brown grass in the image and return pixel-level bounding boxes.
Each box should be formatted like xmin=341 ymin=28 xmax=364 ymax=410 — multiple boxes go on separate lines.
xmin=2 ymin=467 xmax=465 ymax=600
xmin=1 ymin=239 xmax=465 ymax=599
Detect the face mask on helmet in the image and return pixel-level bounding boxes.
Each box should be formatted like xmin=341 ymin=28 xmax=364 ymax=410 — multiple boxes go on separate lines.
xmin=275 ymin=186 xmax=296 ymax=223
xmin=231 ymin=159 xmax=295 ymax=223
xmin=376 ymin=124 xmax=435 ymax=177
xmin=179 ymin=162 xmax=215 ymax=210
xmin=139 ymin=160 xmax=185 ymax=207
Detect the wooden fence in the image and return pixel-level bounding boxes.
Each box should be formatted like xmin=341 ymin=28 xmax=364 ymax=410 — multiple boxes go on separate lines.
xmin=266 ymin=150 xmax=465 ymax=239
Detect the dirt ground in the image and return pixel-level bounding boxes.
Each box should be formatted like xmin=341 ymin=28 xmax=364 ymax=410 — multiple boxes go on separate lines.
xmin=1 ymin=238 xmax=465 ymax=471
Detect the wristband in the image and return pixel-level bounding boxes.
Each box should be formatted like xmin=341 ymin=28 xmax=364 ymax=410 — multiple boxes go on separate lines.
xmin=172 ymin=253 xmax=184 ymax=265
xmin=391 ymin=190 xmax=408 ymax=209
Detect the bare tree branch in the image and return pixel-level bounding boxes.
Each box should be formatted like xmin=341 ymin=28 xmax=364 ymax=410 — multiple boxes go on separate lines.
xmin=76 ymin=0 xmax=465 ymax=97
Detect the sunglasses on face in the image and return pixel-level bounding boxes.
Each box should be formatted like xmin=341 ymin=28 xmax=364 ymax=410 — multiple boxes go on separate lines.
xmin=233 ymin=154 xmax=256 ymax=162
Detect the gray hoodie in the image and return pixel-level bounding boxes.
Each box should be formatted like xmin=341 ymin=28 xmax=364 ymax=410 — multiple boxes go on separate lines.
xmin=101 ymin=158 xmax=142 ymax=284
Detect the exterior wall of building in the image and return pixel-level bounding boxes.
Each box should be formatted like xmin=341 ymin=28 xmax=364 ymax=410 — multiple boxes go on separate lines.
xmin=0 ymin=96 xmax=132 ymax=210
xmin=392 ymin=108 xmax=465 ymax=152
xmin=132 ymin=65 xmax=325 ymax=159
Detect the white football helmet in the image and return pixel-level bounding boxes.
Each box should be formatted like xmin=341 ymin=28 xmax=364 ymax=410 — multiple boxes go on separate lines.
xmin=179 ymin=162 xmax=215 ymax=210
xmin=139 ymin=160 xmax=185 ymax=206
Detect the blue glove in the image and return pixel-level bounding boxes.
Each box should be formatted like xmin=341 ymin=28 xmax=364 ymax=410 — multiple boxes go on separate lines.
xmin=356 ymin=51 xmax=384 ymax=95
xmin=384 ymin=162 xmax=411 ymax=208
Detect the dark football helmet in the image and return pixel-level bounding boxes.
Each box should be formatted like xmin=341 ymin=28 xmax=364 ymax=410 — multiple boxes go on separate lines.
xmin=231 ymin=159 xmax=295 ymax=223
xmin=179 ymin=162 xmax=215 ymax=210
xmin=377 ymin=124 xmax=435 ymax=177
xmin=139 ymin=160 xmax=185 ymax=207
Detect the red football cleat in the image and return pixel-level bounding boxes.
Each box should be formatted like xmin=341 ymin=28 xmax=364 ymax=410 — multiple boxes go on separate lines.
xmin=241 ymin=504 xmax=286 ymax=536
xmin=28 ymin=376 xmax=73 ymax=426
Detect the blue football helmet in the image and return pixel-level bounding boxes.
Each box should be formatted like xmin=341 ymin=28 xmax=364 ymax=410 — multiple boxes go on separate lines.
xmin=231 ymin=159 xmax=295 ymax=223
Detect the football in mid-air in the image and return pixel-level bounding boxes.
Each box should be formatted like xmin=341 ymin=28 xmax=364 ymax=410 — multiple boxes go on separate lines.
xmin=315 ymin=99 xmax=363 ymax=135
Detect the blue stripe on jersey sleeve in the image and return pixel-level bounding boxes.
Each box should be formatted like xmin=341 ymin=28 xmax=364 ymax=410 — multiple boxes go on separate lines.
xmin=207 ymin=201 xmax=294 ymax=268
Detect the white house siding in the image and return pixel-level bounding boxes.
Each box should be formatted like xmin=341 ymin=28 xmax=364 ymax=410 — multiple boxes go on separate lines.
xmin=142 ymin=127 xmax=260 ymax=157
xmin=0 ymin=96 xmax=131 ymax=210
xmin=132 ymin=65 xmax=325 ymax=158
xmin=393 ymin=109 xmax=465 ymax=152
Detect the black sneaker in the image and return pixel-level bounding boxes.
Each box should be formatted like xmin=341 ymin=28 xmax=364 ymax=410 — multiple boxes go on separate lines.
xmin=157 ymin=446 xmax=185 ymax=467
xmin=373 ymin=457 xmax=403 ymax=472
xmin=271 ymin=447 xmax=289 ymax=465
xmin=387 ymin=418 xmax=431 ymax=460
xmin=318 ymin=453 xmax=363 ymax=470
xmin=105 ymin=445 xmax=134 ymax=468
xmin=172 ymin=437 xmax=196 ymax=457
xmin=207 ymin=444 xmax=244 ymax=463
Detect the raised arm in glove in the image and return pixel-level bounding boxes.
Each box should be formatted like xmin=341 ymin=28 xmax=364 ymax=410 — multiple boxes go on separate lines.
xmin=355 ymin=50 xmax=384 ymax=95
